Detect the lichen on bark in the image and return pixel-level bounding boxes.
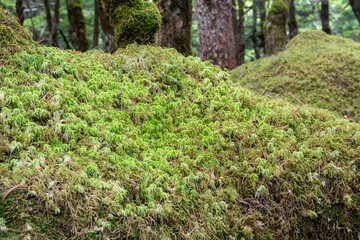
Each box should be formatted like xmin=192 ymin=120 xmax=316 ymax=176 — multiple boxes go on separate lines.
xmin=264 ymin=0 xmax=288 ymax=55
xmin=101 ymin=0 xmax=161 ymax=48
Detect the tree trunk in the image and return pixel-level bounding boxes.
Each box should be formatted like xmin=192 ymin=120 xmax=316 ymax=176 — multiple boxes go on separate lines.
xmin=44 ymin=0 xmax=52 ymax=33
xmin=264 ymin=0 xmax=288 ymax=55
xmin=195 ymin=0 xmax=237 ymax=70
xmin=97 ymin=0 xmax=116 ymax=52
xmin=154 ymin=0 xmax=192 ymax=56
xmin=252 ymin=0 xmax=261 ymax=59
xmin=320 ymin=0 xmax=331 ymax=34
xmin=93 ymin=0 xmax=100 ymax=48
xmin=236 ymin=0 xmax=246 ymax=65
xmin=16 ymin=0 xmax=25 ymax=25
xmin=49 ymin=0 xmax=60 ymax=47
xmin=288 ymin=0 xmax=298 ymax=38
xmin=349 ymin=0 xmax=360 ymax=23
xmin=258 ymin=0 xmax=267 ymax=53
xmin=65 ymin=0 xmax=89 ymax=52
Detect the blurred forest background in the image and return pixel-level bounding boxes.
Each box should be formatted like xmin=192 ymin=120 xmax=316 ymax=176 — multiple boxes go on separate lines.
xmin=0 ymin=0 xmax=359 ymax=69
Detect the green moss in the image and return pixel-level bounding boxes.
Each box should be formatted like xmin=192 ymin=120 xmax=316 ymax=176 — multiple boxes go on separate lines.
xmin=1 ymin=10 xmax=360 ymax=239
xmin=101 ymin=0 xmax=161 ymax=48
xmin=231 ymin=30 xmax=360 ymax=122
xmin=264 ymin=0 xmax=288 ymax=55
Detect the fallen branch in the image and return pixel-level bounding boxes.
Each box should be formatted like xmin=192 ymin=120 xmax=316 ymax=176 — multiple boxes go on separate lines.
xmin=2 ymin=184 xmax=28 ymax=201
xmin=289 ymin=93 xmax=304 ymax=105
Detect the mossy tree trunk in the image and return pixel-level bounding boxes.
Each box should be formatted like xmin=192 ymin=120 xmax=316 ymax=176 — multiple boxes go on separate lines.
xmin=93 ymin=0 xmax=100 ymax=48
xmin=65 ymin=0 xmax=89 ymax=52
xmin=154 ymin=0 xmax=192 ymax=56
xmin=350 ymin=0 xmax=360 ymax=23
xmin=258 ymin=0 xmax=267 ymax=53
xmin=264 ymin=0 xmax=288 ymax=55
xmin=288 ymin=0 xmax=298 ymax=38
xmin=15 ymin=0 xmax=24 ymax=25
xmin=320 ymin=0 xmax=331 ymax=34
xmin=101 ymin=0 xmax=161 ymax=49
xmin=195 ymin=0 xmax=237 ymax=69
xmin=252 ymin=0 xmax=261 ymax=59
xmin=98 ymin=0 xmax=116 ymax=52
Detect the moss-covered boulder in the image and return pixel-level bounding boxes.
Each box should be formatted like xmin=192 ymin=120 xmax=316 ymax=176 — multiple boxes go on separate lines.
xmin=231 ymin=31 xmax=360 ymax=122
xmin=1 ymin=11 xmax=360 ymax=239
xmin=101 ymin=0 xmax=161 ymax=48
xmin=264 ymin=0 xmax=289 ymax=55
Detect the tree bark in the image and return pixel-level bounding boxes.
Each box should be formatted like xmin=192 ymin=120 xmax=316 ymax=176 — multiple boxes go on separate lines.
xmin=320 ymin=0 xmax=331 ymax=34
xmin=349 ymin=0 xmax=360 ymax=23
xmin=154 ymin=0 xmax=192 ymax=56
xmin=93 ymin=0 xmax=100 ymax=48
xmin=288 ymin=0 xmax=298 ymax=38
xmin=195 ymin=0 xmax=237 ymax=70
xmin=44 ymin=0 xmax=52 ymax=33
xmin=252 ymin=0 xmax=261 ymax=59
xmin=97 ymin=0 xmax=116 ymax=52
xmin=65 ymin=0 xmax=89 ymax=52
xmin=238 ymin=0 xmax=246 ymax=65
xmin=49 ymin=0 xmax=60 ymax=47
xmin=16 ymin=0 xmax=25 ymax=25
xmin=258 ymin=0 xmax=267 ymax=52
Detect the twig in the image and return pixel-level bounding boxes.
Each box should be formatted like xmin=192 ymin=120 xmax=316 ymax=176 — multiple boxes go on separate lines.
xmin=2 ymin=184 xmax=28 ymax=201
xmin=289 ymin=93 xmax=304 ymax=105
xmin=118 ymin=87 xmax=124 ymax=111
xmin=237 ymin=71 xmax=247 ymax=80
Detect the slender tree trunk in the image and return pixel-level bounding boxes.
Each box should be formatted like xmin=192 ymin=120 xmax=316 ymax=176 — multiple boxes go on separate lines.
xmin=16 ymin=0 xmax=25 ymax=25
xmin=97 ymin=0 xmax=116 ymax=52
xmin=154 ymin=0 xmax=193 ymax=56
xmin=60 ymin=29 xmax=72 ymax=49
xmin=92 ymin=0 xmax=100 ymax=48
xmin=44 ymin=0 xmax=52 ymax=33
xmin=288 ymin=0 xmax=298 ymax=38
xmin=237 ymin=0 xmax=246 ymax=65
xmin=252 ymin=0 xmax=261 ymax=59
xmin=349 ymin=0 xmax=360 ymax=23
xmin=195 ymin=0 xmax=237 ymax=69
xmin=320 ymin=0 xmax=331 ymax=34
xmin=65 ymin=0 xmax=89 ymax=52
xmin=49 ymin=0 xmax=59 ymax=47
xmin=258 ymin=0 xmax=267 ymax=53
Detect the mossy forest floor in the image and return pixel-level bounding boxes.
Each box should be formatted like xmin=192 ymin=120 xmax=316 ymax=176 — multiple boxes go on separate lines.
xmin=1 ymin=8 xmax=360 ymax=239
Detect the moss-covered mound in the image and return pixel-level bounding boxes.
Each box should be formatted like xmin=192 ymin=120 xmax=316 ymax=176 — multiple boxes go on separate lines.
xmin=231 ymin=31 xmax=360 ymax=122
xmin=0 ymin=8 xmax=35 ymax=61
xmin=1 ymin=11 xmax=360 ymax=239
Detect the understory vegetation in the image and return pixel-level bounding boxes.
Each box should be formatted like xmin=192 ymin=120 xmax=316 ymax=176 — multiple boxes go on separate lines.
xmin=0 ymin=8 xmax=360 ymax=239
xmin=230 ymin=30 xmax=360 ymax=122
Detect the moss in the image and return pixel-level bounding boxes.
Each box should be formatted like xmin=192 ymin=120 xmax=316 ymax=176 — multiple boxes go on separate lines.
xmin=264 ymin=0 xmax=288 ymax=55
xmin=231 ymin=30 xmax=360 ymax=122
xmin=0 ymin=8 xmax=34 ymax=61
xmin=1 ymin=10 xmax=360 ymax=239
xmin=101 ymin=0 xmax=161 ymax=48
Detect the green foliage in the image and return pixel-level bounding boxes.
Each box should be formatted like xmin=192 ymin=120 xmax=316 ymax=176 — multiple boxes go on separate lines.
xmin=0 ymin=11 xmax=360 ymax=239
xmin=101 ymin=0 xmax=161 ymax=48
xmin=231 ymin=30 xmax=360 ymax=122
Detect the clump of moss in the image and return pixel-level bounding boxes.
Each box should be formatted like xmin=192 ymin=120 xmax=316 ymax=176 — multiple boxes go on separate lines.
xmin=1 ymin=11 xmax=360 ymax=239
xmin=0 ymin=8 xmax=35 ymax=61
xmin=264 ymin=0 xmax=288 ymax=55
xmin=101 ymin=0 xmax=161 ymax=48
xmin=231 ymin=30 xmax=360 ymax=122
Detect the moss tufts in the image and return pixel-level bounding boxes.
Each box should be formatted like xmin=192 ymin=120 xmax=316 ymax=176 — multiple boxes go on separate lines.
xmin=101 ymin=0 xmax=161 ymax=48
